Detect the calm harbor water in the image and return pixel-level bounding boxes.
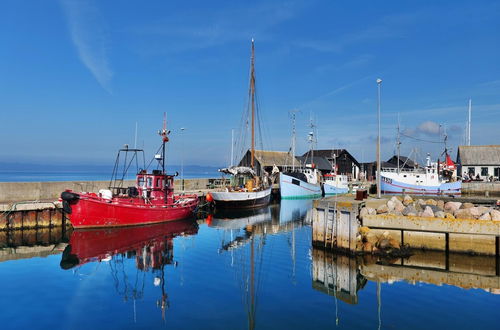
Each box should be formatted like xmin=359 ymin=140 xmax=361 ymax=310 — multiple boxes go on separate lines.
xmin=0 ymin=199 xmax=498 ymax=329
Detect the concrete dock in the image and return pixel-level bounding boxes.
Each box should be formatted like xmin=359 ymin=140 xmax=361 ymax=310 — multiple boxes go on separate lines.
xmin=312 ymin=194 xmax=500 ymax=256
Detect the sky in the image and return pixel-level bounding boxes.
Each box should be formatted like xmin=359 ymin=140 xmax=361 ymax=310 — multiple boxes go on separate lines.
xmin=0 ymin=0 xmax=499 ymax=168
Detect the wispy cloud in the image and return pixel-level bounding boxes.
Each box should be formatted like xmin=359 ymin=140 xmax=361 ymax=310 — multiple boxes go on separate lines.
xmin=131 ymin=1 xmax=304 ymax=54
xmin=300 ymin=74 xmax=374 ymax=108
xmin=60 ymin=0 xmax=113 ymax=92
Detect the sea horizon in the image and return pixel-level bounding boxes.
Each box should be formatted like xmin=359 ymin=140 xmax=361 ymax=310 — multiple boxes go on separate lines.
xmin=0 ymin=162 xmax=222 ymax=182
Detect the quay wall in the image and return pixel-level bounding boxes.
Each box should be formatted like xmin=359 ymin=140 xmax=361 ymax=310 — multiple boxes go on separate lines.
xmin=463 ymin=182 xmax=500 ymax=197
xmin=0 ymin=178 xmax=220 ymax=203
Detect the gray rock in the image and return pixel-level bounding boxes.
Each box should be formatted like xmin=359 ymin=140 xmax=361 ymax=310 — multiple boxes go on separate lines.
xmin=427 ymin=205 xmax=443 ymax=213
xmin=435 ymin=211 xmax=446 ymax=218
xmin=403 ymin=205 xmax=417 ymax=216
xmin=437 ymin=200 xmax=445 ymax=210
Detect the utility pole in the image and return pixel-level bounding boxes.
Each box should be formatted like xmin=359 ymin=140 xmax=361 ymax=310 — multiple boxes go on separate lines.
xmin=376 ymin=78 xmax=382 ymax=199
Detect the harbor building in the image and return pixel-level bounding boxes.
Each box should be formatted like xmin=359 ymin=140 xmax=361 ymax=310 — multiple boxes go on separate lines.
xmin=302 ymin=149 xmax=360 ymax=180
xmin=238 ymin=150 xmax=300 ymax=176
xmin=456 ymin=145 xmax=500 ymax=181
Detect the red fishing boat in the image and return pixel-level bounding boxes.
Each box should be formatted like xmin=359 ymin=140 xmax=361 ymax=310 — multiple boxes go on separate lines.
xmin=61 ymin=116 xmax=199 ymax=229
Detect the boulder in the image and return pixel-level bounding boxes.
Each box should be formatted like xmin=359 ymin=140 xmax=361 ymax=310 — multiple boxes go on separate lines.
xmin=388 ymin=238 xmax=400 ymax=249
xmin=427 ymin=205 xmax=443 ymax=213
xmin=421 ymin=206 xmax=434 ymax=218
xmin=367 ymin=207 xmax=377 ymax=215
xmin=365 ymin=232 xmax=379 ymax=245
xmin=363 ymin=242 xmax=373 ymax=253
xmin=461 ymin=202 xmax=474 ymax=209
xmin=377 ymin=204 xmax=389 ymax=214
xmin=387 ymin=200 xmax=396 ymax=212
xmin=360 ymin=207 xmax=369 ymax=219
xmin=490 ymin=209 xmax=500 ymax=221
xmin=454 ymin=208 xmax=473 ymax=219
xmin=403 ymin=195 xmax=413 ymax=206
xmin=437 ymin=200 xmax=445 ymax=210
xmin=435 ymin=211 xmax=446 ymax=218
xmin=469 ymin=207 xmax=483 ymax=218
xmin=425 ymin=199 xmax=437 ymax=206
xmin=479 ymin=213 xmax=491 ymax=221
xmin=402 ymin=205 xmax=417 ymax=216
xmin=377 ymin=238 xmax=391 ymax=250
xmin=390 ymin=196 xmax=400 ymax=204
xmin=394 ymin=200 xmax=405 ymax=213
xmin=359 ymin=226 xmax=370 ymax=235
xmin=444 ymin=202 xmax=462 ymax=212
xmin=445 ymin=213 xmax=455 ymax=219
xmin=417 ymin=199 xmax=426 ymax=206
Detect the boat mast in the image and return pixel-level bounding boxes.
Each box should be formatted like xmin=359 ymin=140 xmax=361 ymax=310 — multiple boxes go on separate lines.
xmin=397 ymin=113 xmax=401 ymax=174
xmin=467 ymin=98 xmax=472 ymax=146
xmin=250 ymin=39 xmax=256 ymax=169
xmin=289 ymin=110 xmax=299 ymax=171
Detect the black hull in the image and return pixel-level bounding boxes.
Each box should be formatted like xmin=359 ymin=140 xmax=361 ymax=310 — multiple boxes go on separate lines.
xmin=214 ymin=193 xmax=271 ymax=210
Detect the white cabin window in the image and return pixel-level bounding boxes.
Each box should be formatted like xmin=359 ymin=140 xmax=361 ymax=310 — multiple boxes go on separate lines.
xmin=481 ymin=167 xmax=489 ymax=176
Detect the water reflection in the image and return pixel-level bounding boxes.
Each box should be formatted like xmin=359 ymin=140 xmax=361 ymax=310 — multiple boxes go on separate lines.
xmin=60 ymin=219 xmax=198 ymax=320
xmin=312 ymin=247 xmax=500 ymax=299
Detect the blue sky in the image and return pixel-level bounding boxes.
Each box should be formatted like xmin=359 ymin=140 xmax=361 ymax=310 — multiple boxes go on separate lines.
xmin=0 ymin=0 xmax=499 ymax=167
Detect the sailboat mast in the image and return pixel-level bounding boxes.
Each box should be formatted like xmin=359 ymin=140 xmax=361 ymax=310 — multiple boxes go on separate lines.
xmin=250 ymin=39 xmax=256 ymax=169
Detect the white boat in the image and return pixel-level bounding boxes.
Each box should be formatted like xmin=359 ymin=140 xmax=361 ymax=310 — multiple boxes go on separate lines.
xmin=209 ymin=40 xmax=271 ymax=209
xmin=380 ymin=154 xmax=461 ymax=196
xmin=323 ymin=173 xmax=349 ymax=195
xmin=279 ymin=114 xmax=322 ymax=199
xmin=279 ymin=168 xmax=322 ymax=199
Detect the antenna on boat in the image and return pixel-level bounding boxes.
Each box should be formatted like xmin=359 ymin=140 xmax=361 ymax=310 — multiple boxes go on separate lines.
xmin=158 ymin=112 xmax=170 ymax=175
xmin=289 ymin=109 xmax=300 ymax=171
xmin=134 ymin=122 xmax=138 ymax=149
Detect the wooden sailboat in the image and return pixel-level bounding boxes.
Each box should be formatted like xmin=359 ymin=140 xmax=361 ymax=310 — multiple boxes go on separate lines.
xmin=208 ymin=39 xmax=272 ymax=209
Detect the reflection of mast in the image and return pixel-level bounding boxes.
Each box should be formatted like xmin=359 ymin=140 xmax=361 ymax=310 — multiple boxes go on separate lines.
xmin=377 ymin=281 xmax=382 ymax=330
xmin=248 ymin=236 xmax=256 ymax=330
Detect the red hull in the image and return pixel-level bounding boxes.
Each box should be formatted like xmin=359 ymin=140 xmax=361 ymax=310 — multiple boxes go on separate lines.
xmin=61 ymin=219 xmax=198 ymax=269
xmin=66 ymin=193 xmax=198 ymax=229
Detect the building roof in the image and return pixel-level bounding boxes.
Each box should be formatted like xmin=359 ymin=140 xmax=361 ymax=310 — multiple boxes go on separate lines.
xmin=301 ymin=149 xmax=360 ymax=167
xmin=296 ymin=156 xmax=333 ymax=171
xmin=253 ymin=150 xmax=299 ymax=167
xmin=457 ymin=145 xmax=500 ymax=165
xmin=386 ymin=155 xmax=419 ymax=168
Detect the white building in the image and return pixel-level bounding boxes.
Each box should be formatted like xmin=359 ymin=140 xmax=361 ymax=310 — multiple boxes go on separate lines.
xmin=456 ymin=145 xmax=500 ymax=181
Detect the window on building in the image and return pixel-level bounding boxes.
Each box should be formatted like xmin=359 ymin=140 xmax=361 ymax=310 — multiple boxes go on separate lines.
xmin=468 ymin=167 xmax=475 ymax=176
xmin=481 ymin=167 xmax=489 ymax=176
xmin=494 ymin=167 xmax=500 ymax=178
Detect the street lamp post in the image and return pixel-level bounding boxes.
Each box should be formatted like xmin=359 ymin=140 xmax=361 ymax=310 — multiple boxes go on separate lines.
xmin=376 ymin=78 xmax=382 ymax=199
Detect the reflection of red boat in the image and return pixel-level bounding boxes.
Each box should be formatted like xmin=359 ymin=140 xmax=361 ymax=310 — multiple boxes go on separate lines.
xmin=60 ymin=219 xmax=198 ymax=269
xmin=61 ymin=116 xmax=198 ymax=229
